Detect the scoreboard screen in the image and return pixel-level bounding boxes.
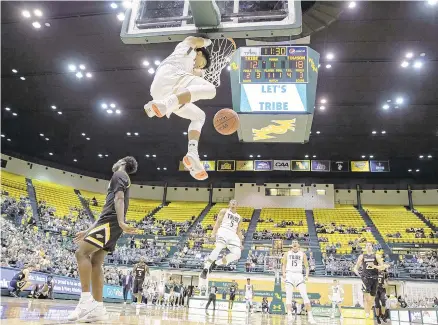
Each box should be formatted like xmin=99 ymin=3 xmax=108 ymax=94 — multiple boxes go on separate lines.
xmin=240 ymin=46 xmax=308 ymax=84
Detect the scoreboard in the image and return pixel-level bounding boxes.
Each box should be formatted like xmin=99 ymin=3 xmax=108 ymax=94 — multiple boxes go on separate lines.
xmin=240 ymin=46 xmax=308 ymax=84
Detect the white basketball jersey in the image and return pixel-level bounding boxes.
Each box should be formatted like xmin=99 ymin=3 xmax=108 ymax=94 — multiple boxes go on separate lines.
xmin=331 ymin=285 xmax=343 ymax=299
xmin=220 ymin=209 xmax=241 ymax=232
xmin=159 ymin=41 xmax=196 ymax=74
xmin=245 ymin=284 xmax=253 ymax=295
xmin=286 ymin=250 xmax=304 ymax=273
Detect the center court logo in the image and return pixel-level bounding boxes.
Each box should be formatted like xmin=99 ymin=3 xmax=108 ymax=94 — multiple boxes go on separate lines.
xmin=252 ymin=119 xmax=296 ymax=141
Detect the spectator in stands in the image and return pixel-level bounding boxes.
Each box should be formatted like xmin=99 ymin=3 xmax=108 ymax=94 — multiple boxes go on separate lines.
xmin=91 ymin=197 xmax=98 ymax=207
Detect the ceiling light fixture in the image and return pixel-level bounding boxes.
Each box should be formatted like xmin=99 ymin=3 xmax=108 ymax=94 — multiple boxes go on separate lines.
xmin=126 ymin=132 xmax=131 ymax=136
xmin=400 ymin=61 xmax=409 ymax=68
xmin=1 ymin=134 xmax=6 ymax=138
xmin=101 ymin=103 xmax=108 ymax=109
xmin=372 ymin=131 xmax=377 ymax=134
xmin=408 ymin=169 xmax=412 ymax=172
xmin=110 ymin=103 xmax=116 ymax=108
xmin=12 ymin=69 xmax=17 ymax=73
xmin=163 ymin=167 xmax=167 ymax=171
xmin=45 ymin=137 xmax=49 ymax=141
xmin=203 ymin=155 xmax=207 ymax=158
xmin=110 ymin=3 xmax=118 ymax=9
xmin=405 ymin=52 xmax=414 ymax=59
xmin=143 ymin=60 xmax=150 ymax=66
xmin=348 ymin=1 xmax=356 ymax=9
xmin=326 ymin=53 xmax=334 ymax=60
xmin=5 ymin=107 xmax=11 ymax=111
xmin=86 ymin=137 xmax=90 ymax=141
xmin=154 ymin=60 xmax=161 ymax=66
xmin=369 ymin=155 xmax=374 ymax=158
xmin=106 ymin=109 xmax=113 ymax=114
xmin=157 ymin=167 xmax=161 ymax=170
xmin=381 ymin=130 xmax=386 ymax=134
xmin=57 ymin=112 xmax=62 ymax=115
xmin=73 ymin=159 xmax=77 ymax=162
xmin=6 ymin=138 xmax=11 ymax=142
xmin=148 ymin=68 xmax=155 ymax=74
xmin=227 ymin=66 xmax=231 ymax=71
xmin=361 ymin=155 xmax=366 ymax=158
xmin=75 ymin=72 xmax=83 ymax=79
xmin=320 ymin=98 xmax=327 ymax=104
xmin=20 ymin=77 xmax=26 ymax=80
xmin=22 ymin=10 xmax=31 ymax=18
xmin=305 ymin=155 xmax=309 ymax=158
xmin=183 ymin=132 xmax=188 ymax=135
xmin=257 ymin=155 xmax=261 ymax=158
xmin=12 ymin=113 xmax=18 ymax=116
xmin=98 ymin=154 xmax=103 ymax=158
xmin=419 ymin=155 xmax=424 ymax=159
xmin=395 ymin=97 xmax=404 ymax=104
xmin=40 ymin=133 xmax=44 ymax=137
xmin=427 ymin=155 xmax=432 ymax=158
xmin=145 ymin=154 xmax=150 ymax=158
xmin=319 ymin=106 xmax=325 ymax=110
xmin=68 ymin=64 xmax=77 ymax=71
xmin=416 ymin=169 xmax=420 ymax=172
xmin=79 ymin=64 xmax=86 ymax=70
xmin=86 ymin=72 xmax=92 ymax=78
xmin=325 ymin=64 xmax=332 ymax=69
xmin=249 ymin=155 xmax=253 ymax=158
xmin=45 ymin=23 xmax=51 ymax=27
xmin=152 ymin=154 xmax=156 ymax=158
xmin=134 ymin=132 xmax=139 ymax=136
xmin=81 ymin=133 xmax=86 ymax=136
xmin=51 ymin=105 xmax=56 ymax=109
xmin=115 ymin=109 xmax=121 ymax=114
xmin=33 ymin=9 xmax=43 ymax=17
xmin=49 ymin=152 xmax=53 ymax=156
xmin=117 ymin=12 xmax=125 ymax=21
xmin=413 ymin=61 xmax=423 ymax=69
xmin=316 ymin=131 xmax=321 ymax=134
xmin=382 ymin=104 xmax=389 ymax=110
xmin=313 ymin=155 xmax=317 ymax=158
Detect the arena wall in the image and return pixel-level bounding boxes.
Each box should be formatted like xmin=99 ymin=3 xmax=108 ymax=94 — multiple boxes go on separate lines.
xmin=334 ymin=189 xmax=357 ymax=205
xmin=234 ymin=183 xmax=335 ymax=209
xmin=361 ymin=190 xmax=409 ymax=206
xmin=166 ymin=187 xmax=209 ymax=202
xmin=412 ymin=190 xmax=438 ymax=206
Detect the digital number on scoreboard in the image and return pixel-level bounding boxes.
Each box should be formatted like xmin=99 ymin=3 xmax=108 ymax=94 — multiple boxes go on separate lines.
xmin=240 ymin=46 xmax=308 ymax=84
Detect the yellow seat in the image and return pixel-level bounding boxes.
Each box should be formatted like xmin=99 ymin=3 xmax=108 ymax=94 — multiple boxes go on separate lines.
xmin=1 ymin=171 xmax=28 ymax=200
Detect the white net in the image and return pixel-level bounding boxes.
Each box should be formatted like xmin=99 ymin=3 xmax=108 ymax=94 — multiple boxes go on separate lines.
xmin=204 ymin=38 xmax=237 ymax=88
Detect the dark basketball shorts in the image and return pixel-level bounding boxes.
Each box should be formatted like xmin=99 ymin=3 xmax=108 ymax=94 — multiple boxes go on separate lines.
xmin=84 ymin=216 xmax=123 ymax=252
xmin=229 ymin=293 xmax=236 ymax=301
xmin=362 ymin=276 xmax=379 ymax=297
xmin=375 ymin=287 xmax=387 ymax=307
xmin=133 ymin=278 xmax=145 ymax=294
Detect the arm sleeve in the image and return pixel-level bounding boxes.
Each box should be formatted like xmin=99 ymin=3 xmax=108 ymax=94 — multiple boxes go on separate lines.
xmin=111 ymin=171 xmax=129 ymax=194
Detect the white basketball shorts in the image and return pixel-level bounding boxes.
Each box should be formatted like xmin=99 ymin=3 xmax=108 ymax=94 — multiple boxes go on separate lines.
xmin=216 ymin=227 xmax=241 ymax=250
xmin=285 ymin=272 xmax=304 ymax=288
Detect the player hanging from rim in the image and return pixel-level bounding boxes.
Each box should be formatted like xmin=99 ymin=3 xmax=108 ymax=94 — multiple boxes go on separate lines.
xmin=200 ymin=200 xmax=243 ymax=279
xmin=375 ymin=265 xmax=390 ymax=324
xmin=132 ymin=256 xmax=149 ymax=307
xmin=68 ymin=157 xmax=139 ymax=322
xmin=144 ymin=36 xmax=215 ymax=181
xmin=9 ymin=266 xmax=32 ymax=297
xmin=329 ymin=279 xmax=344 ymax=320
xmin=353 ymin=242 xmax=386 ymax=320
xmin=282 ymin=240 xmax=317 ymax=325
xmin=244 ymin=278 xmax=254 ymax=314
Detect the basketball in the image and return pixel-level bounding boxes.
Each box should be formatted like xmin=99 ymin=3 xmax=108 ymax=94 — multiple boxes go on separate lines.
xmin=213 ymin=108 xmax=239 ymax=135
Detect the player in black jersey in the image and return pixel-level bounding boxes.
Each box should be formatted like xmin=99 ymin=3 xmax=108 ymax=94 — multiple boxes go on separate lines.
xmin=69 ymin=157 xmax=139 ymax=322
xmin=133 ymin=257 xmax=149 ymax=307
xmin=228 ymin=280 xmax=238 ymax=310
xmin=30 ymin=275 xmax=54 ymax=299
xmin=9 ymin=267 xmax=31 ymax=297
xmin=353 ymin=242 xmax=386 ymax=319
xmin=375 ymin=267 xmax=389 ymax=324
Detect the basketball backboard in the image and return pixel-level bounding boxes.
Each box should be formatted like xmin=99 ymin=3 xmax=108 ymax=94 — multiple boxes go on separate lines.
xmin=121 ymin=0 xmax=302 ymax=44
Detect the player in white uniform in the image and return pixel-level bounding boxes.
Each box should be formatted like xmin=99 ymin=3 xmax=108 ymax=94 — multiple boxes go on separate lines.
xmin=329 ymin=279 xmax=344 ymax=319
xmin=157 ymin=278 xmax=165 ymax=306
xmin=282 ymin=240 xmax=316 ymax=324
xmin=144 ymin=37 xmax=216 ymax=181
xmin=200 ymin=200 xmax=243 ymax=279
xmin=244 ymin=278 xmax=254 ymax=314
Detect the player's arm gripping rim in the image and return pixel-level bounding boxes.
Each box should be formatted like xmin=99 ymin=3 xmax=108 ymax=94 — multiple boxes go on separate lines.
xmin=184 ymin=36 xmax=212 ymax=50
xmin=353 ymin=254 xmax=363 ymax=277
xmin=210 ymin=209 xmax=226 ymax=238
xmin=303 ymin=253 xmax=310 ymax=281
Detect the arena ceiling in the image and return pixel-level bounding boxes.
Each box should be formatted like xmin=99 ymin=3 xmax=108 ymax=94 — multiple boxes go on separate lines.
xmin=1 ymin=1 xmax=438 ymax=185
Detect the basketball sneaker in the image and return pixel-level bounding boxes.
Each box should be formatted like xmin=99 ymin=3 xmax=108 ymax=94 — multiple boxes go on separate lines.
xmin=79 ymin=304 xmax=109 ymax=323
xmin=308 ymin=312 xmax=317 ymax=325
xmin=183 ymin=152 xmax=208 ymax=181
xmin=67 ymin=296 xmax=99 ymax=321
xmin=144 ymin=95 xmax=179 ymax=118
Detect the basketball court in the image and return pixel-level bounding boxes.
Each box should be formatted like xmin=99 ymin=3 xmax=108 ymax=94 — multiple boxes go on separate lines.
xmin=1 ymin=297 xmax=382 ymax=325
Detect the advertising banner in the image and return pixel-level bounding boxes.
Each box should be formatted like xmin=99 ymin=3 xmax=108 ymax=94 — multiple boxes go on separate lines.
xmin=331 ymin=160 xmax=349 ymax=172
xmin=311 ymin=160 xmax=330 ymax=172
xmin=179 ymin=161 xmax=215 ymax=172
xmin=0 ymin=267 xmax=129 ymax=300
xmin=236 ymin=160 xmax=254 ymax=171
xmin=217 ymin=160 xmax=235 ymax=172
xmin=351 ymin=161 xmax=370 ymax=172
xmin=291 ymin=160 xmax=310 ymax=171
xmin=370 ymin=160 xmax=390 ymax=172
xmin=273 ymin=160 xmax=291 ymax=171
xmin=254 ymin=160 xmax=273 ymax=171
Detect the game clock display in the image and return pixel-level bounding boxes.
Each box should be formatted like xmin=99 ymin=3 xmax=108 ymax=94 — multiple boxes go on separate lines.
xmin=240 ymin=46 xmax=308 ymax=84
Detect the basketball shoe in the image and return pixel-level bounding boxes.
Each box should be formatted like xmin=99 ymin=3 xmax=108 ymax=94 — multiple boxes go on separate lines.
xmin=183 ymin=151 xmax=208 ymax=181
xmin=308 ymin=311 xmax=317 ymax=325
xmin=79 ymin=304 xmax=109 ymax=322
xmin=67 ymin=296 xmax=99 ymax=321
xmin=144 ymin=95 xmax=179 ymax=118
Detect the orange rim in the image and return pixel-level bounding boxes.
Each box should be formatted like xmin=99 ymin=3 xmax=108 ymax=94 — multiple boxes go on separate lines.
xmin=152 ymin=104 xmax=163 ymax=118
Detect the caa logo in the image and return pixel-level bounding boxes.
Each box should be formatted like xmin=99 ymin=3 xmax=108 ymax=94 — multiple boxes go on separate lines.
xmin=275 ymin=162 xmax=289 ymax=167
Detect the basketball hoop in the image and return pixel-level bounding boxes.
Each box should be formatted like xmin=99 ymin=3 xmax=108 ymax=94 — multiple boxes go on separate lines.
xmin=204 ymin=38 xmax=237 ymax=88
